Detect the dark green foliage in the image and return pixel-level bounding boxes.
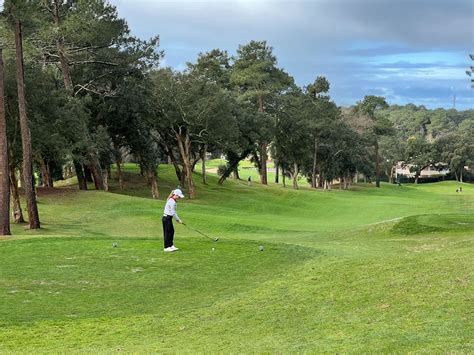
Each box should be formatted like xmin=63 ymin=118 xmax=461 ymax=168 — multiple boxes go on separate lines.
xmin=405 ymin=135 xmax=434 ymax=183
xmin=466 ymin=53 xmax=474 ymax=88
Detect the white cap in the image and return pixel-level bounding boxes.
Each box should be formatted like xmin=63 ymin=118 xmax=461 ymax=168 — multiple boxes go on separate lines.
xmin=173 ymin=189 xmax=184 ymax=198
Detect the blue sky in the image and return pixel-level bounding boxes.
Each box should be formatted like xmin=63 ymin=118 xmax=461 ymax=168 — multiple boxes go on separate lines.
xmin=107 ymin=0 xmax=473 ymax=110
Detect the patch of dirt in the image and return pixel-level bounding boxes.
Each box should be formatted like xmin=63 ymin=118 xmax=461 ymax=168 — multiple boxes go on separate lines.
xmin=36 ymin=187 xmax=79 ymax=197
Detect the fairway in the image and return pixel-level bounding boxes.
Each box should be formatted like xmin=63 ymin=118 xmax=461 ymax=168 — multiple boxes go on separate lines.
xmin=0 ymin=165 xmax=473 ymax=353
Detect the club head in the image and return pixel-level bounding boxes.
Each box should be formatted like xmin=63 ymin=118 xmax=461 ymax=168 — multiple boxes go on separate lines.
xmin=214 ymin=237 xmax=219 ymax=242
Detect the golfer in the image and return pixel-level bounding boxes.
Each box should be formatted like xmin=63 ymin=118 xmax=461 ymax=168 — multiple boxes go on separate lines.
xmin=162 ymin=189 xmax=184 ymax=252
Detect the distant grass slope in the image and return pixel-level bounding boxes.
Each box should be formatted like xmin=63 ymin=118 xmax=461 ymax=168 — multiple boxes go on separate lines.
xmin=0 ymin=163 xmax=472 ymax=353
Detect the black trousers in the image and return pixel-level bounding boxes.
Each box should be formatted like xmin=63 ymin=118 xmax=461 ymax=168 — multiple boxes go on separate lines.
xmin=162 ymin=215 xmax=174 ymax=248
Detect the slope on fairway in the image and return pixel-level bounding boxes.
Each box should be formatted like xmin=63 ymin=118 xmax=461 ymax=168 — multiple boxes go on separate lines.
xmin=0 ymin=164 xmax=472 ymax=352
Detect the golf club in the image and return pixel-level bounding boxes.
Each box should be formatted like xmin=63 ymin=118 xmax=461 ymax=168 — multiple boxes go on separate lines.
xmin=183 ymin=223 xmax=219 ymax=242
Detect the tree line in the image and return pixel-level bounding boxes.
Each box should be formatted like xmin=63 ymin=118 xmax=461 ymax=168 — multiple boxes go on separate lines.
xmin=0 ymin=0 xmax=473 ymax=236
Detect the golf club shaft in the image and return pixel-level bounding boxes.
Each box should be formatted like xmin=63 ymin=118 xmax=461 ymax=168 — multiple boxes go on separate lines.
xmin=183 ymin=224 xmax=215 ymax=240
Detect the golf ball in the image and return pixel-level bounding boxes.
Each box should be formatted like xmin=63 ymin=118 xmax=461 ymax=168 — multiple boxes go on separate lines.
xmin=212 ymin=247 xmax=215 ymax=251
xmin=259 ymin=245 xmax=264 ymax=251
xmin=112 ymin=242 xmax=118 ymax=248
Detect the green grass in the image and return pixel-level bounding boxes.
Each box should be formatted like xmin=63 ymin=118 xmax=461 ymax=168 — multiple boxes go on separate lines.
xmin=0 ymin=162 xmax=472 ymax=353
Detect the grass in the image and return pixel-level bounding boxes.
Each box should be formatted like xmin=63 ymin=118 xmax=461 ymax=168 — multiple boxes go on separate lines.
xmin=0 ymin=162 xmax=473 ymax=353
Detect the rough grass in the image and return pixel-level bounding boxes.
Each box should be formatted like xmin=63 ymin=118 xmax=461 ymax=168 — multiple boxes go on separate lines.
xmin=0 ymin=163 xmax=472 ymax=353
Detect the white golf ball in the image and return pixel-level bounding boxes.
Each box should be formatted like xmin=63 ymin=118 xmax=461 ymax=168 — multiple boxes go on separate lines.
xmin=212 ymin=247 xmax=215 ymax=251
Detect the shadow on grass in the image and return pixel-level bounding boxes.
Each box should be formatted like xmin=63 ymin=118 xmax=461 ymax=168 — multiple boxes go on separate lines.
xmin=391 ymin=214 xmax=474 ymax=235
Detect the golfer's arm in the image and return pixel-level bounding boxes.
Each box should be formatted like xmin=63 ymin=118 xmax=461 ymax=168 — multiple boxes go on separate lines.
xmin=172 ymin=204 xmax=181 ymax=222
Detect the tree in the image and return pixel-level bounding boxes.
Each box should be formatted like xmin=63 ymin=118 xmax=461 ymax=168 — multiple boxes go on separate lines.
xmin=152 ymin=69 xmax=235 ymax=198
xmin=5 ymin=2 xmax=41 ymax=228
xmin=35 ymin=0 xmax=162 ymax=190
xmin=435 ymin=120 xmax=474 ymax=182
xmin=355 ymin=95 xmax=392 ymax=188
xmin=274 ymin=89 xmax=311 ymax=189
xmin=466 ymin=54 xmax=474 ymax=88
xmin=304 ymin=77 xmax=338 ymax=188
xmin=307 ymin=76 xmax=329 ymax=99
xmin=0 ymin=45 xmax=10 ymax=235
xmin=379 ymin=135 xmax=405 ymax=183
xmin=2 ymin=53 xmax=25 ymax=223
xmin=99 ymin=72 xmax=152 ymax=193
xmin=230 ymin=40 xmax=293 ymax=185
xmin=217 ymin=104 xmax=259 ymax=185
xmin=405 ymin=135 xmax=434 ymax=184
xmin=188 ymin=49 xmax=232 ymax=184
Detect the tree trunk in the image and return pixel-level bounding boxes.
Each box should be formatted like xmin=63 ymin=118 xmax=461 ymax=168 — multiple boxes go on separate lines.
xmin=38 ymin=156 xmax=52 ymax=188
xmin=47 ymin=160 xmax=53 ymax=187
xmin=74 ymin=160 xmax=88 ymax=190
xmin=180 ymin=168 xmax=186 ymax=188
xmin=165 ymin=146 xmax=183 ymax=183
xmin=258 ymin=94 xmax=264 ymax=113
xmin=102 ymin=169 xmax=109 ymax=192
xmin=148 ymin=168 xmax=159 ymax=199
xmin=14 ymin=19 xmax=40 ymax=229
xmin=191 ymin=154 xmax=200 ymax=173
xmin=274 ymin=161 xmax=279 ymax=183
xmin=292 ymin=162 xmax=299 ymax=189
xmin=387 ymin=168 xmax=394 ymax=184
xmin=460 ymin=169 xmax=463 ymax=183
xmin=201 ymin=143 xmax=207 ymax=184
xmin=233 ymin=167 xmax=240 ymax=180
xmin=116 ymin=160 xmax=124 ymax=191
xmin=355 ymin=171 xmax=359 ymax=184
xmin=415 ymin=175 xmax=419 ymax=184
xmin=311 ymin=137 xmax=317 ymax=188
xmin=9 ymin=168 xmax=24 ymax=224
xmin=89 ymin=162 xmax=104 ymax=190
xmin=282 ymin=166 xmax=286 ymax=188
xmin=176 ymin=134 xmax=195 ymax=199
xmin=259 ymin=142 xmax=268 ymax=185
xmin=374 ymin=141 xmax=380 ymax=188
xmin=0 ymin=47 xmax=10 ymax=235
xmin=218 ymin=162 xmax=237 ymax=185
xmin=52 ymin=0 xmax=73 ymax=92
xmin=83 ymin=164 xmax=93 ymax=182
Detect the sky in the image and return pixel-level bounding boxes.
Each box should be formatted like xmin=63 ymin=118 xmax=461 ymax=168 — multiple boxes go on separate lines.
xmin=107 ymin=0 xmax=473 ymax=110
xmin=0 ymin=0 xmax=471 ymax=109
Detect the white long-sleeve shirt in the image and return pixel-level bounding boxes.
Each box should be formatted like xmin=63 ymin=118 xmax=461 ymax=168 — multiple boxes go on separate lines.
xmin=163 ymin=198 xmax=181 ymax=222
